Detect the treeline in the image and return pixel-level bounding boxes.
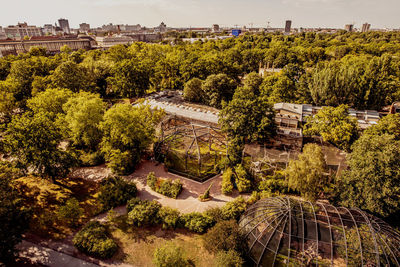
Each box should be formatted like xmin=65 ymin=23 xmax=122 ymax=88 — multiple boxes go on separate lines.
xmin=1 ymin=31 xmax=400 ymax=119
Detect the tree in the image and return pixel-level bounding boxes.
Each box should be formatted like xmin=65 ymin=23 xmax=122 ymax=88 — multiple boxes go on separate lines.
xmin=203 ymin=220 xmax=246 ymax=254
xmin=303 ymin=105 xmax=359 ymax=151
xmin=285 ymin=144 xmax=329 ymax=201
xmin=183 ymin=78 xmax=203 ymax=102
xmin=97 ymin=176 xmax=137 ymax=212
xmin=0 ymin=163 xmax=31 ymax=262
xmin=202 ymin=74 xmax=237 ymax=108
xmin=0 ymin=81 xmax=16 ymax=122
xmin=57 ymin=198 xmax=82 ymax=227
xmin=3 ymin=112 xmax=76 ymax=182
xmin=100 ymin=104 xmax=164 ymax=174
xmin=340 ymin=134 xmax=400 ymax=218
xmin=107 ymin=59 xmax=150 ymax=98
xmin=27 ymin=88 xmax=73 ymax=119
xmin=50 ymin=61 xmax=89 ymax=92
xmin=363 ymin=113 xmax=400 ymax=139
xmin=219 ymin=86 xmax=275 ymax=165
xmin=153 ymin=242 xmax=189 ymax=267
xmin=63 ymin=92 xmax=106 ymax=150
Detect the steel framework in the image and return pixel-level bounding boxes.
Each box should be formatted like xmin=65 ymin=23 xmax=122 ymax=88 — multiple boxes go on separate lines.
xmin=239 ymin=197 xmax=400 ymax=267
xmin=154 ymin=116 xmax=226 ymax=181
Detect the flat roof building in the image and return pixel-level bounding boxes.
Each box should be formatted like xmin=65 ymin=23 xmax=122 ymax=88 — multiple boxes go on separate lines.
xmin=58 ymin=18 xmax=70 ymax=34
xmin=285 ymin=20 xmax=292 ymax=33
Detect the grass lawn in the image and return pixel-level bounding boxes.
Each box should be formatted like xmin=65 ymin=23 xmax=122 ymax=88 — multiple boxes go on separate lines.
xmin=110 ymin=222 xmax=216 ymax=267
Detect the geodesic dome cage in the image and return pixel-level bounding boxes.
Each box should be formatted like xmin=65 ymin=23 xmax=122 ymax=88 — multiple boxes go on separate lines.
xmin=239 ymin=197 xmax=400 ymax=267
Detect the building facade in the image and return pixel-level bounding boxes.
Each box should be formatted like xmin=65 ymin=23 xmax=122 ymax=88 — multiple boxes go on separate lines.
xmin=361 ymin=23 xmax=371 ymax=32
xmin=4 ymin=23 xmax=43 ymax=39
xmin=58 ymin=18 xmax=70 ymax=34
xmin=79 ymin=23 xmax=90 ymax=32
xmin=285 ymin=20 xmax=292 ymax=33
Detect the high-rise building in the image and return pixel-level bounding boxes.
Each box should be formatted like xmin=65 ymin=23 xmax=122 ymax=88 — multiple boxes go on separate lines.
xmin=212 ymin=24 xmax=220 ymax=33
xmin=345 ymin=24 xmax=354 ymax=32
xmin=285 ymin=20 xmax=292 ymax=33
xmin=79 ymin=23 xmax=90 ymax=32
xmin=361 ymin=23 xmax=371 ymax=33
xmin=58 ymin=18 xmax=70 ymax=34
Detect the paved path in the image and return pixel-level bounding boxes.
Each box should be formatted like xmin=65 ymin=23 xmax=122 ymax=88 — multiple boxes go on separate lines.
xmin=18 ymin=241 xmax=134 ymax=267
xmin=17 ymin=240 xmax=99 ymax=267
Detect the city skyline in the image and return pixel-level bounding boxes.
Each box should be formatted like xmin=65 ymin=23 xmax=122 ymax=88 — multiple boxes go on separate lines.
xmin=0 ymin=0 xmax=399 ymax=29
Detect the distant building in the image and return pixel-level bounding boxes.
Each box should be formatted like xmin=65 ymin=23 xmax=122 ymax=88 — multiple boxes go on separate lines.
xmin=285 ymin=20 xmax=292 ymax=33
xmin=95 ymin=35 xmax=134 ymax=48
xmin=0 ymin=36 xmax=92 ymax=57
xmin=4 ymin=23 xmax=43 ymax=39
xmin=0 ymin=27 xmax=6 ymax=40
xmin=361 ymin=23 xmax=371 ymax=33
xmin=155 ymin=22 xmax=167 ymax=33
xmin=345 ymin=24 xmax=354 ymax=32
xmin=212 ymin=24 xmax=220 ymax=33
xmin=120 ymin=24 xmax=141 ymax=32
xmin=79 ymin=23 xmax=90 ymax=32
xmin=58 ymin=18 xmax=70 ymax=34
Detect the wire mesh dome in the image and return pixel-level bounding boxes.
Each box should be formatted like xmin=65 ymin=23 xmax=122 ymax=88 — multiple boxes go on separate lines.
xmin=239 ymin=197 xmax=400 ymax=267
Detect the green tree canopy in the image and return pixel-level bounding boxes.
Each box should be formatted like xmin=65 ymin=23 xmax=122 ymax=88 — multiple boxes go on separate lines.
xmin=27 ymin=88 xmax=73 ymax=119
xmin=303 ymin=104 xmax=359 ymax=151
xmin=340 ymin=134 xmax=400 ymax=218
xmin=50 ymin=61 xmax=89 ymax=92
xmin=100 ymin=104 xmax=164 ymax=174
xmin=202 ymin=73 xmax=237 ymax=108
xmin=285 ymin=143 xmax=329 ymax=201
xmin=63 ymin=92 xmax=106 ymax=150
xmin=3 ymin=112 xmax=76 ymax=181
xmin=183 ymin=77 xmax=203 ymax=103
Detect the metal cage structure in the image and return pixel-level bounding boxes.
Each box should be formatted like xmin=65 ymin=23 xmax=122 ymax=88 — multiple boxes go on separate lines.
xmin=154 ymin=116 xmax=227 ymax=182
xmin=239 ymin=197 xmax=400 ymax=267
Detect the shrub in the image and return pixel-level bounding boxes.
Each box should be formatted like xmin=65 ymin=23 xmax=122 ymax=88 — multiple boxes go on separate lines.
xmin=258 ymin=178 xmax=288 ymax=193
xmin=153 ymin=242 xmax=189 ymax=267
xmin=79 ymin=150 xmax=104 ymax=167
xmin=215 ymin=250 xmax=244 ymax=267
xmin=221 ymin=197 xmax=247 ymax=221
xmin=73 ymin=221 xmax=117 ymax=259
xmin=147 ymin=172 xmax=157 ymax=189
xmin=234 ymin=164 xmax=251 ymax=193
xmin=179 ymin=212 xmax=214 ymax=233
xmin=158 ymin=207 xmax=180 ymax=229
xmin=127 ymin=200 xmax=161 ymax=226
xmin=221 ymin=168 xmax=234 ymax=195
xmin=147 ymin=173 xmax=183 ymax=199
xmin=57 ymin=198 xmax=82 ymax=227
xmin=204 ymin=207 xmax=224 ymax=223
xmin=107 ymin=150 xmax=139 ymax=175
xmin=203 ymin=220 xmax=246 ymax=254
xmin=199 ymin=182 xmax=213 ymax=201
xmin=97 ymin=176 xmax=137 ymax=212
xmin=126 ymin=197 xmax=142 ymax=213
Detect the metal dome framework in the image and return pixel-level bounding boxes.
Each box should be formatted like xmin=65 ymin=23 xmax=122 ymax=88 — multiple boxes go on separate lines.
xmin=239 ymin=197 xmax=400 ymax=267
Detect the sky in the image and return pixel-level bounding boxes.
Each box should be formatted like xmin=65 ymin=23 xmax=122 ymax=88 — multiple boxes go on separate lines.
xmin=0 ymin=0 xmax=399 ymax=29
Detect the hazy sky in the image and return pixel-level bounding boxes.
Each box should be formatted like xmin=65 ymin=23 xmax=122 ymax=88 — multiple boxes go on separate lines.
xmin=1 ymin=0 xmax=399 ymax=29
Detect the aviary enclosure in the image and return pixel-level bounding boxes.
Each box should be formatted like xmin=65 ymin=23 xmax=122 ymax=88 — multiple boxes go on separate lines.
xmin=154 ymin=116 xmax=227 ymax=182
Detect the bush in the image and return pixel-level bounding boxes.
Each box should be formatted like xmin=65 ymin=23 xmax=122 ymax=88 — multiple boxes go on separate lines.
xmin=73 ymin=221 xmax=117 ymax=259
xmin=215 ymin=250 xmax=244 ymax=267
xmin=126 ymin=197 xmax=142 ymax=213
xmin=179 ymin=212 xmax=214 ymax=233
xmin=153 ymin=242 xmax=189 ymax=267
xmin=158 ymin=207 xmax=180 ymax=229
xmin=221 ymin=197 xmax=247 ymax=221
xmin=127 ymin=200 xmax=161 ymax=226
xmin=80 ymin=150 xmax=104 ymax=167
xmin=203 ymin=220 xmax=246 ymax=254
xmin=221 ymin=168 xmax=234 ymax=195
xmin=234 ymin=164 xmax=251 ymax=193
xmin=147 ymin=173 xmax=183 ymax=199
xmin=57 ymin=198 xmax=82 ymax=227
xmin=98 ymin=176 xmax=137 ymax=212
xmin=107 ymin=149 xmax=139 ymax=175
xmin=204 ymin=207 xmax=224 ymax=223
